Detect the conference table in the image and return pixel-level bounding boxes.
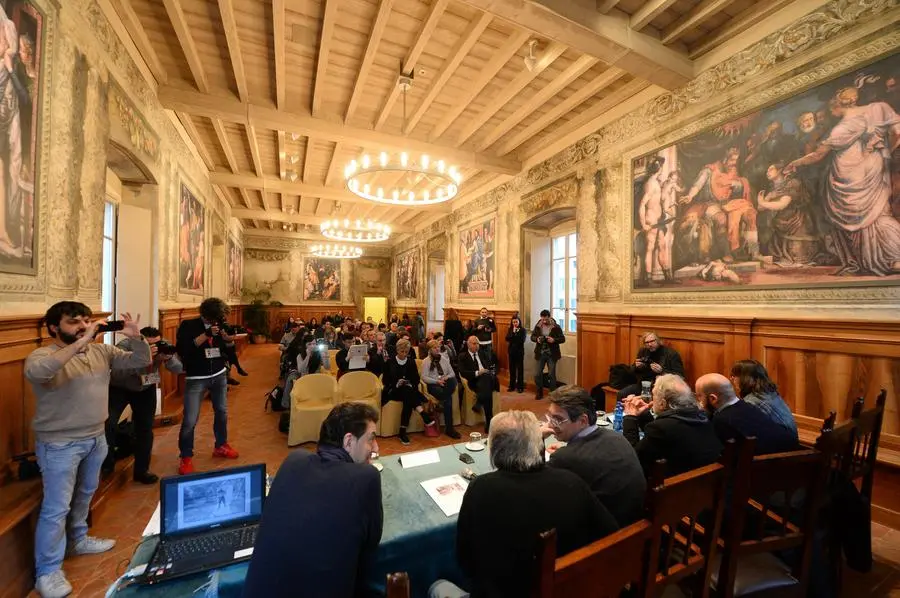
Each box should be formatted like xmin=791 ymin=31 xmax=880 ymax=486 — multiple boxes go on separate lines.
xmin=106 ymin=441 xmax=497 ymax=598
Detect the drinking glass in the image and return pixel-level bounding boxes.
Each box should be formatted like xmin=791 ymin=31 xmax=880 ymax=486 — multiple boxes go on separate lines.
xmin=469 ymin=432 xmax=483 ymax=446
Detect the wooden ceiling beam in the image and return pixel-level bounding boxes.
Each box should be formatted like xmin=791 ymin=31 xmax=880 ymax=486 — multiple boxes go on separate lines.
xmin=428 ymin=29 xmax=531 ymax=141
xmin=598 ymin=0 xmax=622 ymax=13
xmin=477 ymin=54 xmax=597 ymax=151
xmin=277 ymin=130 xmax=287 ymax=180
xmin=246 ymin=125 xmax=263 ymax=177
xmin=404 ymin=12 xmax=492 ymax=135
xmin=272 ymin=0 xmax=286 ymax=109
xmin=212 ymin=118 xmax=239 ymax=172
xmin=325 ymin=142 xmax=344 ymax=186
xmin=112 ymin=0 xmax=167 ymax=84
xmin=158 ymin=86 xmax=523 ymax=175
xmin=230 ymin=208 xmax=412 ymax=233
xmin=312 ymin=0 xmax=339 ymax=117
xmin=456 ymin=0 xmax=693 ymax=90
xmin=455 ymin=41 xmax=566 ymax=146
xmin=630 ymin=0 xmax=679 ymax=30
xmin=661 ymin=0 xmax=740 ymax=44
xmin=161 ymin=0 xmax=208 ymax=93
xmin=374 ymin=0 xmax=449 ymax=131
xmin=210 ymin=172 xmax=452 ymax=212
xmin=216 ymin=0 xmax=248 ymax=101
xmin=303 ymin=136 xmax=316 ymax=184
xmin=520 ymin=79 xmax=663 ymax=167
xmin=176 ymin=112 xmax=214 ymax=170
xmin=494 ymin=66 xmax=625 ymax=155
xmin=346 ymin=0 xmax=394 ymax=123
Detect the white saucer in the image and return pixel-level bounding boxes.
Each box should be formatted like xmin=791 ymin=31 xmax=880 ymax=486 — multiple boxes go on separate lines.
xmin=465 ymin=442 xmax=485 ymax=452
xmin=371 ymin=462 xmax=384 ymax=471
xmin=597 ymin=419 xmax=611 ymax=427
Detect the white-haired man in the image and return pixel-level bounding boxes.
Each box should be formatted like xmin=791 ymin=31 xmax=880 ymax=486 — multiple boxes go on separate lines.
xmin=430 ymin=411 xmax=618 ymax=598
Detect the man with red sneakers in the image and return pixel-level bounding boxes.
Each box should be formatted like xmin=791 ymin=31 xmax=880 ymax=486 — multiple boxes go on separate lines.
xmin=175 ymin=297 xmax=239 ymax=474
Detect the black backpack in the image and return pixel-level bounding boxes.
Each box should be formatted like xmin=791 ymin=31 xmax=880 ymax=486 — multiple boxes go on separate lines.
xmin=603 ymin=364 xmax=637 ymax=390
xmin=278 ymin=412 xmax=290 ymax=434
xmin=265 ymin=385 xmax=285 ymax=412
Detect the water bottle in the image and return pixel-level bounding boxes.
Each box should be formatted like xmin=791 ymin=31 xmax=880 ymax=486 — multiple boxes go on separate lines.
xmin=640 ymin=381 xmax=652 ymax=401
xmin=613 ymin=400 xmax=624 ymax=432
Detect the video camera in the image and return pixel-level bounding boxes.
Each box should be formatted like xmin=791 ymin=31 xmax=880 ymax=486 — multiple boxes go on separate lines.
xmin=155 ymin=340 xmax=178 ymax=355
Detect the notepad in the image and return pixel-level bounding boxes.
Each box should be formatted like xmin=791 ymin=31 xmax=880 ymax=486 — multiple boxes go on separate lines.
xmin=421 ymin=475 xmax=469 ymax=516
xmin=348 ymin=344 xmax=368 ymax=370
xmin=399 ymin=449 xmax=441 ymax=469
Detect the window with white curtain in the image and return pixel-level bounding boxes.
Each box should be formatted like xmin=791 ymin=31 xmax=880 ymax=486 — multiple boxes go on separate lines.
xmin=101 ymin=201 xmax=117 ymax=317
xmin=551 ymin=232 xmax=576 ymax=334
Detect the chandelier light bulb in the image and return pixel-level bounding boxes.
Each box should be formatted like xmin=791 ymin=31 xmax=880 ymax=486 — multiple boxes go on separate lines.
xmin=421 ymin=155 xmax=429 ymax=169
xmin=437 ymin=160 xmax=445 ymax=173
xmin=380 ymin=152 xmax=388 ymax=167
xmin=377 ymin=187 xmax=384 ymax=198
xmin=400 ymin=152 xmax=408 ymax=167
xmin=362 ymin=154 xmax=371 ymax=169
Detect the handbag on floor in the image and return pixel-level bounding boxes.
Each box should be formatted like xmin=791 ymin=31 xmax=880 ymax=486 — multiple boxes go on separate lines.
xmin=265 ymin=385 xmax=286 ymax=412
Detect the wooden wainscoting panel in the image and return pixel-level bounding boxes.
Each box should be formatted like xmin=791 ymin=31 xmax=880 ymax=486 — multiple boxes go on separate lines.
xmin=576 ymin=314 xmax=620 ymax=393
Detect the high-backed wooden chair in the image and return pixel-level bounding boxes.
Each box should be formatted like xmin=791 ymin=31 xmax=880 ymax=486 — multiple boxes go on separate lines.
xmin=386 ymin=572 xmax=410 ymax=598
xmin=643 ymin=460 xmax=730 ymax=598
xmin=532 ymin=521 xmax=654 ymax=598
xmin=711 ymin=445 xmax=827 ymax=598
xmin=849 ymin=389 xmax=887 ymax=503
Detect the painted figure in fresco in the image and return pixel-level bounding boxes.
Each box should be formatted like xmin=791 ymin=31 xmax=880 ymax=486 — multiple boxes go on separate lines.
xmin=484 ymin=221 xmax=495 ymax=291
xmin=0 ymin=7 xmax=22 ymax=255
xmin=637 ymin=156 xmax=664 ymax=282
xmin=658 ymin=171 xmax=683 ymax=281
xmin=458 ymin=230 xmax=469 ymax=293
xmin=785 ymin=86 xmax=900 ymax=276
xmin=757 ymin=162 xmax=819 ymax=267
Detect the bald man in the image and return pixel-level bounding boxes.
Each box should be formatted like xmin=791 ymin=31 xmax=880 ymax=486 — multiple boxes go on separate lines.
xmin=695 ymin=373 xmax=798 ymax=455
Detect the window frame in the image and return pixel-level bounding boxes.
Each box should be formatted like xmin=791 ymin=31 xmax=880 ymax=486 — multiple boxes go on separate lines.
xmin=101 ymin=201 xmax=117 ymax=319
xmin=550 ymin=229 xmax=577 ymax=335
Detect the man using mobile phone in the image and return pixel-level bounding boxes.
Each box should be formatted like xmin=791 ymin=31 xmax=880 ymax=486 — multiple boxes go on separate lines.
xmin=175 ymin=297 xmax=239 ymax=476
xmin=25 ymin=301 xmax=150 ymax=598
xmin=105 ymin=326 xmax=183 ymax=484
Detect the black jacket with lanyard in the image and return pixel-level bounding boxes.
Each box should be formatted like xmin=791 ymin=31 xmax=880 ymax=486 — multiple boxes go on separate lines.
xmin=176 ymin=317 xmax=229 ymax=377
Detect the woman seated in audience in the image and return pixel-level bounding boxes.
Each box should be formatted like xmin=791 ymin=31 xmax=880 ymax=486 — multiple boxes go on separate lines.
xmin=421 ymin=339 xmax=460 ymax=439
xmin=730 ymin=359 xmax=798 ymax=438
xmin=382 ymin=338 xmax=438 ymax=445
xmin=282 ymin=316 xmax=296 ymax=333
xmin=296 ymin=333 xmax=328 ymax=376
xmin=307 ymin=317 xmax=320 ymax=336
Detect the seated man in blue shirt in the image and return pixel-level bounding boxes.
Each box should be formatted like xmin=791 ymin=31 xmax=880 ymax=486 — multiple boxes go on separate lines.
xmin=243 ymin=402 xmax=383 ymax=598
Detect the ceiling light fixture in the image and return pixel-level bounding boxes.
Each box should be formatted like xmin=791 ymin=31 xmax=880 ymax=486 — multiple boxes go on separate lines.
xmin=343 ymin=73 xmax=462 ymax=206
xmin=320 ymin=218 xmax=391 ymax=243
xmin=524 ymin=40 xmax=538 ymax=72
xmin=310 ymin=243 xmax=363 ymax=259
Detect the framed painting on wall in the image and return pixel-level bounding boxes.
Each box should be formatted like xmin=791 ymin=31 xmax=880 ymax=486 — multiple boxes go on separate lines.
xmin=631 ymin=51 xmax=900 ymax=292
xmin=228 ymin=235 xmax=242 ymax=298
xmin=458 ymin=218 xmax=495 ymax=298
xmin=395 ymin=248 xmax=420 ymax=300
xmin=0 ymin=0 xmax=43 ymax=275
xmin=179 ymin=183 xmax=205 ymax=294
xmin=303 ymin=257 xmax=341 ymax=301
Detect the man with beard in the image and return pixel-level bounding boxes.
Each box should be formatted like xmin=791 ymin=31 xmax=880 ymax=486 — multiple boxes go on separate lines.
xmin=616 ymin=331 xmax=685 ymax=400
xmin=25 ymin=302 xmax=151 ymax=598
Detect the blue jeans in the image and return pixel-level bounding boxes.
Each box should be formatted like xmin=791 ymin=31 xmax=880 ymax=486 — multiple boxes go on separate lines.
xmin=427 ymin=378 xmax=459 ymax=428
xmin=179 ymin=373 xmax=228 ymax=458
xmin=534 ymin=353 xmax=558 ymax=398
xmin=34 ymin=435 xmax=108 ymax=576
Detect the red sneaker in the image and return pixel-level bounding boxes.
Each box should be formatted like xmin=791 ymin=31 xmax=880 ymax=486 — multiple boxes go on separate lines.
xmin=178 ymin=457 xmax=194 ymax=475
xmin=424 ymin=421 xmax=440 ymax=438
xmin=213 ymin=443 xmax=239 ymax=459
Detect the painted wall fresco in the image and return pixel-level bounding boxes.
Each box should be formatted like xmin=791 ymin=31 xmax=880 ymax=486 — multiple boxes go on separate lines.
xmin=458 ymin=218 xmax=496 ymax=298
xmin=395 ymin=248 xmax=420 ymax=300
xmin=302 ymin=257 xmax=341 ymax=301
xmin=178 ymin=183 xmax=205 ymax=294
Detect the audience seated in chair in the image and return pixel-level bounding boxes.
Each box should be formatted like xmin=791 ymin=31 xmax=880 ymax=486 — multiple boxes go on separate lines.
xmin=421 ymin=339 xmax=460 ymax=439
xmin=695 ymin=373 xmax=799 ymax=455
xmin=622 ymin=373 xmax=722 ymax=476
xmin=458 ymin=335 xmax=498 ymax=433
xmin=617 ymin=331 xmax=685 ymax=401
xmin=429 ymin=411 xmax=618 ymax=598
xmin=382 ymin=338 xmax=438 ymax=445
xmin=730 ymin=359 xmax=798 ymax=439
xmin=336 ymin=332 xmax=369 ymax=378
xmin=244 ymin=402 xmax=382 ymax=598
xmin=540 ymin=385 xmax=646 ymax=527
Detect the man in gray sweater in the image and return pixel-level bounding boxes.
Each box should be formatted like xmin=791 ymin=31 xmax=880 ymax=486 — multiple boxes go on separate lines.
xmin=24 ymin=302 xmax=151 ymax=598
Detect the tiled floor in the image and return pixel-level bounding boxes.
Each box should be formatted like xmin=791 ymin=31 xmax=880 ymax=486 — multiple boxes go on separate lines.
xmin=27 ymin=345 xmax=900 ymax=596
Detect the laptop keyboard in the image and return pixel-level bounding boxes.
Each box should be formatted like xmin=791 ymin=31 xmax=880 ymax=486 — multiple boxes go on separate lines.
xmin=154 ymin=526 xmax=257 ymax=565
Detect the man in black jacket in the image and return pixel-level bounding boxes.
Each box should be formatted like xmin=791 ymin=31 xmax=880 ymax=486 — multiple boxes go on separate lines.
xmin=431 ymin=410 xmax=618 ymax=598
xmin=505 ymin=317 xmax=526 ymax=392
xmin=622 ymin=374 xmax=722 ymax=477
xmin=531 ymin=310 xmax=566 ymax=400
xmin=243 ymin=402 xmax=383 ymax=598
xmin=175 ymin=297 xmax=239 ymax=475
xmin=542 ymin=386 xmax=646 ymax=527
xmin=695 ymin=373 xmax=799 ymax=455
xmin=617 ymin=331 xmax=686 ymax=400
xmin=458 ymin=335 xmax=497 ymax=432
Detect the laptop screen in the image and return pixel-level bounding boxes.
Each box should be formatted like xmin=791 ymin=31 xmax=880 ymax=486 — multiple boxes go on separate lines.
xmin=161 ymin=464 xmax=266 ymax=537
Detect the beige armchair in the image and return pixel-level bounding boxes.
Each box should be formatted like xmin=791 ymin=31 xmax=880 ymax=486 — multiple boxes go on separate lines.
xmin=461 ymin=381 xmax=502 ymax=427
xmin=327 ymin=349 xmax=339 ymax=376
xmin=419 ymin=381 xmax=462 ymax=429
xmin=288 ymin=374 xmax=338 ymax=446
xmin=337 ymin=371 xmax=383 ymax=435
xmin=379 ymin=359 xmax=424 ymax=437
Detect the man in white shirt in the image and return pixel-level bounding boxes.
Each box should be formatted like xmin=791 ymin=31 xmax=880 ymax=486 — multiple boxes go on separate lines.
xmin=458 ymin=335 xmax=496 ymax=432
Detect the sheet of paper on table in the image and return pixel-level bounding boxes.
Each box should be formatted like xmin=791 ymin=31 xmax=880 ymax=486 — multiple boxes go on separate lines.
xmin=399 ymin=449 xmax=441 ymax=469
xmin=421 ymin=474 xmax=469 ymax=517
xmin=348 ymin=344 xmax=368 ymax=370
xmin=143 ymin=503 xmax=161 ymax=537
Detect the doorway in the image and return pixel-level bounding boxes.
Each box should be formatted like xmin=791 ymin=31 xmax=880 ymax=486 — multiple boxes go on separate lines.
xmin=427 ymin=260 xmax=445 ymax=331
xmin=364 ymin=296 xmax=388 ymax=325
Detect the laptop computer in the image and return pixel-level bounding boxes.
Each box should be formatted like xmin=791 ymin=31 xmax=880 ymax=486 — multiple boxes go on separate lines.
xmin=141 ymin=463 xmax=267 ymax=584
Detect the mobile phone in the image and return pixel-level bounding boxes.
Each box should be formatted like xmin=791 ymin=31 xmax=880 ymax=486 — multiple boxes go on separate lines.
xmin=459 ymin=453 xmax=474 ymax=465
xmin=97 ymin=320 xmax=125 ymax=333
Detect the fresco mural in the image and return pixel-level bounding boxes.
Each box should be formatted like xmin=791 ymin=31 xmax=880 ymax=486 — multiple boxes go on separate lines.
xmin=302 ymin=257 xmax=341 ymax=301
xmin=179 ymin=184 xmax=205 ymax=293
xmin=631 ymin=51 xmax=900 ymax=290
xmin=458 ymin=218 xmax=495 ymax=298
xmin=228 ymin=235 xmax=242 ymax=298
xmin=396 ymin=248 xmax=420 ymax=300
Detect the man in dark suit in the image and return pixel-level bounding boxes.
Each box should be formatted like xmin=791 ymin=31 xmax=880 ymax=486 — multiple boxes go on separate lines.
xmin=458 ymin=335 xmax=497 ymax=433
xmin=695 ymin=373 xmax=799 ymax=455
xmin=243 ymin=402 xmax=382 ymax=598
xmin=542 ymin=386 xmax=646 ymax=527
xmin=530 ymin=310 xmax=566 ymax=400
xmin=622 ymin=374 xmax=722 ymax=477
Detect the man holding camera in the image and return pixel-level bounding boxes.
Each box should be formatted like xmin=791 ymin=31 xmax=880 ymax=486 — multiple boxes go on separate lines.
xmin=25 ymin=302 xmax=150 ymax=598
xmin=616 ymin=331 xmax=685 ymax=401
xmin=175 ymin=298 xmax=239 ymax=476
xmin=104 ymin=327 xmax=183 ymax=484
xmin=531 ymin=309 xmax=566 ymax=400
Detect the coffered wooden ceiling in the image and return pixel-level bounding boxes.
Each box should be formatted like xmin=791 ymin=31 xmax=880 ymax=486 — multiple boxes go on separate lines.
xmin=112 ymin=0 xmax=821 ymax=240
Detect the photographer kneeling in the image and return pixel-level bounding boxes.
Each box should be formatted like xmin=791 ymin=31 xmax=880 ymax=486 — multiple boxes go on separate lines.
xmin=105 ymin=327 xmax=183 ymax=484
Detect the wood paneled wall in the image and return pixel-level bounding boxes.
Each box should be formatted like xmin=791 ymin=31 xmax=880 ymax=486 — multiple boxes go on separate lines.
xmin=447 ymin=308 xmax=518 ymax=372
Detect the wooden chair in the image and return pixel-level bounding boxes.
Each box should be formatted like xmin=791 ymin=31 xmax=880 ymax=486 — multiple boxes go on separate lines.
xmin=532 ymin=521 xmax=654 ymax=598
xmin=711 ymin=443 xmax=827 ymax=598
xmin=386 ymin=572 xmax=410 ymax=598
xmin=849 ymin=389 xmax=887 ymax=503
xmin=643 ymin=460 xmax=730 ymax=598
